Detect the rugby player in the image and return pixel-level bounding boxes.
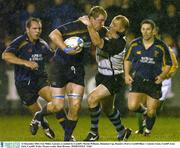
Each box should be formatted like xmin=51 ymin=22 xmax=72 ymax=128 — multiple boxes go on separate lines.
xmin=2 ymin=17 xmax=56 ymax=139
xmin=79 ymin=15 xmax=132 ymax=141
xmin=135 ymin=46 xmax=178 ymax=135
xmin=124 ymin=19 xmax=172 ymax=135
xmin=31 ymin=6 xmax=107 ymax=141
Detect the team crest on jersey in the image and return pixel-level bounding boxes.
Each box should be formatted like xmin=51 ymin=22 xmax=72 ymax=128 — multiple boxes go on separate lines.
xmin=154 ymin=50 xmax=159 ymax=57
xmin=41 ymin=45 xmax=46 ymax=49
xmin=27 ymin=48 xmax=32 ymax=53
xmin=136 ymin=51 xmax=141 ymax=55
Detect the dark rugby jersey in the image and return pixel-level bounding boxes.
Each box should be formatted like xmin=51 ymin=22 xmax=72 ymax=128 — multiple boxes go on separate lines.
xmin=125 ymin=37 xmax=172 ymax=80
xmin=5 ymin=34 xmax=53 ymax=81
xmin=53 ymin=20 xmax=91 ymax=65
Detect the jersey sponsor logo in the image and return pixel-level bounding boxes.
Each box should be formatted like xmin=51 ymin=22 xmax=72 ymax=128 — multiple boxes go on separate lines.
xmin=27 ymin=48 xmax=33 ymax=53
xmin=29 ymin=54 xmax=43 ymax=61
xmin=140 ymin=57 xmax=155 ymax=64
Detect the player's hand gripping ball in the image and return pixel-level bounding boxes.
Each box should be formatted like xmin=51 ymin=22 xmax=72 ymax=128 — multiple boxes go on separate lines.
xmin=64 ymin=36 xmax=84 ymax=55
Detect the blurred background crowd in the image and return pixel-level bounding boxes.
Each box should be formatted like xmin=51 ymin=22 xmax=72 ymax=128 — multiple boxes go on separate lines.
xmin=0 ymin=0 xmax=180 ymax=115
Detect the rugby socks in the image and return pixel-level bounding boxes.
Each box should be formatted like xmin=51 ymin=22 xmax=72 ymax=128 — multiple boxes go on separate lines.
xmin=34 ymin=105 xmax=49 ymax=121
xmin=64 ymin=119 xmax=77 ymax=141
xmin=89 ymin=104 xmax=101 ymax=133
xmin=107 ymin=108 xmax=125 ymax=133
xmin=35 ymin=105 xmax=53 ymax=129
xmin=36 ymin=105 xmax=67 ymax=131
xmin=146 ymin=115 xmax=156 ymax=130
xmin=39 ymin=104 xmax=52 ymax=116
xmin=55 ymin=110 xmax=66 ymax=130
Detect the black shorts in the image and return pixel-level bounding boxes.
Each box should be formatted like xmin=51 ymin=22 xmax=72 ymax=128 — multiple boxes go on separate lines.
xmin=15 ymin=75 xmax=49 ymax=106
xmin=95 ymin=73 xmax=124 ymax=95
xmin=49 ymin=60 xmax=85 ymax=87
xmin=129 ymin=76 xmax=162 ymax=99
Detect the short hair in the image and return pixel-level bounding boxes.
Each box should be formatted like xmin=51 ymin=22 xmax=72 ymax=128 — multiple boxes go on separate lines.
xmin=88 ymin=6 xmax=107 ymax=19
xmin=140 ymin=19 xmax=156 ymax=29
xmin=114 ymin=15 xmax=129 ymax=31
xmin=25 ymin=17 xmax=42 ymax=28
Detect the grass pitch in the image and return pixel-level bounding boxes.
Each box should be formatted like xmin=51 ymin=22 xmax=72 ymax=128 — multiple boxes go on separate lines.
xmin=0 ymin=115 xmax=180 ymax=141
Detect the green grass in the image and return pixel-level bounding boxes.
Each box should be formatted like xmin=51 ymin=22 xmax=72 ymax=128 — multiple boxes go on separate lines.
xmin=0 ymin=115 xmax=180 ymax=141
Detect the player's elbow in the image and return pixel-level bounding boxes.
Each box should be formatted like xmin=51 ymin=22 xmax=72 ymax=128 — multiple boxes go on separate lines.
xmin=2 ymin=52 xmax=13 ymax=63
xmin=2 ymin=52 xmax=8 ymax=61
xmin=49 ymin=29 xmax=60 ymax=41
xmin=49 ymin=31 xmax=55 ymax=41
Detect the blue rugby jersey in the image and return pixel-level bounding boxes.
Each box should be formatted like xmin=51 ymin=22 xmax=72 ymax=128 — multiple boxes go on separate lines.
xmin=5 ymin=34 xmax=53 ymax=81
xmin=125 ymin=37 xmax=172 ymax=80
xmin=53 ymin=20 xmax=91 ymax=65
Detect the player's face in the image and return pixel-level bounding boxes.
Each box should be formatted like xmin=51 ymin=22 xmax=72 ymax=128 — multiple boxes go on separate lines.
xmin=90 ymin=14 xmax=106 ymax=31
xmin=109 ymin=19 xmax=124 ymax=33
xmin=26 ymin=21 xmax=42 ymax=41
xmin=141 ymin=24 xmax=155 ymax=40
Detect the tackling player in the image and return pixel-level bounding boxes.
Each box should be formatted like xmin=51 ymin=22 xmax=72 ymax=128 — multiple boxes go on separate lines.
xmin=79 ymin=15 xmax=132 ymax=141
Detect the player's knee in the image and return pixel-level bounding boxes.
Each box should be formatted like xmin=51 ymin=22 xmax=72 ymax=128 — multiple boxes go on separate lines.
xmin=49 ymin=102 xmax=64 ymax=112
xmin=147 ymin=109 xmax=156 ymax=117
xmin=87 ymin=94 xmax=98 ymax=106
xmin=69 ymin=103 xmax=81 ymax=118
xmin=70 ymin=102 xmax=81 ymax=113
xmin=128 ymin=102 xmax=139 ymax=111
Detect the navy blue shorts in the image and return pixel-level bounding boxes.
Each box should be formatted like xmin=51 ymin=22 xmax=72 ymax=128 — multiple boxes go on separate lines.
xmin=15 ymin=75 xmax=48 ymax=106
xmin=129 ymin=76 xmax=162 ymax=99
xmin=49 ymin=60 xmax=85 ymax=87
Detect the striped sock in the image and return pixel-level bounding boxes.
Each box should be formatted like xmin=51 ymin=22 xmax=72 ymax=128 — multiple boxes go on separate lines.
xmin=89 ymin=104 xmax=101 ymax=133
xmin=107 ymin=109 xmax=125 ymax=133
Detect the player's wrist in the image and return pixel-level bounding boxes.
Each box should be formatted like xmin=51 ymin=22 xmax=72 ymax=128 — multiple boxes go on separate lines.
xmin=159 ymin=73 xmax=166 ymax=80
xmin=63 ymin=47 xmax=73 ymax=53
xmin=124 ymin=73 xmax=130 ymax=77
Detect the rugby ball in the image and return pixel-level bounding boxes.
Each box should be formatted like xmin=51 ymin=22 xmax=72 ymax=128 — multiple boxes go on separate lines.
xmin=64 ymin=36 xmax=84 ymax=49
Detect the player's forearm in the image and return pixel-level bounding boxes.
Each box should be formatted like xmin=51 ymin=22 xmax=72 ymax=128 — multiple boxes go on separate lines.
xmin=159 ymin=65 xmax=171 ymax=79
xmin=124 ymin=60 xmax=132 ymax=76
xmin=87 ymin=26 xmax=103 ymax=48
xmin=49 ymin=29 xmax=66 ymax=50
xmin=2 ymin=52 xmax=27 ymax=66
